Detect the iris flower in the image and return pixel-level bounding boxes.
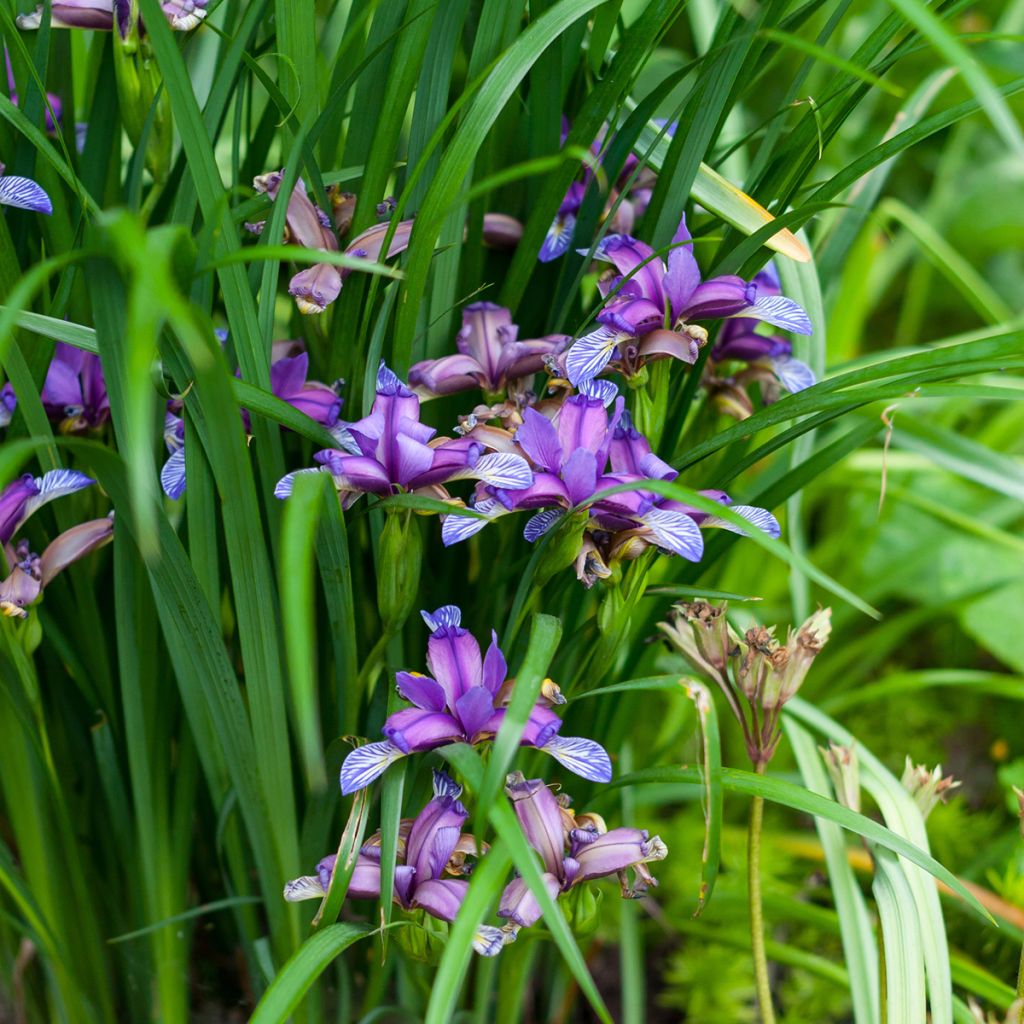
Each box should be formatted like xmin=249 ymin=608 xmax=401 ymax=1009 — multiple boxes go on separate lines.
xmin=247 ymin=172 xmax=417 ymax=315
xmin=339 ymin=605 xmax=611 ymax=794
xmin=276 ymin=364 xmax=532 ymax=508
xmin=1 ymin=516 xmax=113 ymax=618
xmin=40 ymin=343 xmax=110 ymax=434
xmin=0 ymin=469 xmax=94 ymax=546
xmin=285 ymin=770 xmax=507 ymax=957
xmin=161 ymin=347 xmax=342 ymax=500
xmin=708 ymin=265 xmax=816 ymax=415
xmin=565 ymin=215 xmax=812 ymax=386
xmin=539 ymin=122 xmax=657 ymax=262
xmin=409 ymin=303 xmax=569 ymax=400
xmin=0 ymin=161 xmax=52 ymax=215
xmin=497 ymin=773 xmax=667 ymax=933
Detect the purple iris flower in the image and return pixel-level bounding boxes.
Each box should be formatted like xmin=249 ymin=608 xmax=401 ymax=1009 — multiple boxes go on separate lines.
xmin=408 ymin=303 xmax=570 ymax=400
xmin=276 ymin=363 xmax=532 ymax=508
xmin=497 ymin=773 xmax=667 ymax=934
xmin=0 ymin=383 xmax=16 ymax=429
xmin=161 ymin=348 xmax=342 ymax=500
xmin=285 ymin=770 xmax=507 ymax=956
xmin=40 ymin=343 xmax=110 ymax=434
xmin=710 ymin=266 xmax=816 ymax=395
xmin=16 ymin=0 xmax=206 ymax=31
xmin=1 ymin=515 xmax=113 ymax=618
xmin=607 ymin=413 xmax=781 ymax=544
xmin=444 ymin=381 xmax=708 ymax=560
xmin=0 ymin=469 xmax=94 ymax=547
xmin=339 ymin=605 xmax=611 ymax=795
xmin=565 ymin=214 xmax=812 ymax=386
xmin=444 ymin=387 xmax=778 ymax=572
xmin=0 ymin=161 xmax=52 ymax=215
xmin=538 ymin=122 xmax=658 ymax=262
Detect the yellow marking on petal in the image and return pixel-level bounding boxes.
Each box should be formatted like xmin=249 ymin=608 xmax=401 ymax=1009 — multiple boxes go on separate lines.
xmin=692 ymin=163 xmax=811 ymax=263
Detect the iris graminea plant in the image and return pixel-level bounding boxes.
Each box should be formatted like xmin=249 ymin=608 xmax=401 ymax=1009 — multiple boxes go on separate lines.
xmin=2 ymin=1 xmax=1022 ymax=1022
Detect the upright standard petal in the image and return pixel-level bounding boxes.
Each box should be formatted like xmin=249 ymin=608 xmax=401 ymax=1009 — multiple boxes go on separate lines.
xmin=426 ymin=626 xmax=484 ymax=704
xmin=456 ymin=302 xmax=513 ymax=387
xmin=395 ymin=671 xmax=448 ymax=712
xmin=505 ymin=774 xmax=567 ymax=878
xmin=663 ymin=215 xmax=701 ymax=317
xmin=515 ymin=408 xmax=563 ymax=473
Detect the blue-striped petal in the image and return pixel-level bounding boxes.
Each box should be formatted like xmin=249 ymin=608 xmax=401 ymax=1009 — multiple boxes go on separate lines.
xmin=421 ymin=605 xmax=462 ymax=632
xmin=523 ymin=508 xmax=563 ymax=542
xmin=451 ymin=452 xmax=533 ymax=490
xmin=565 ymin=326 xmax=623 ymax=387
xmin=0 ymin=174 xmax=52 ymax=215
xmin=540 ymin=734 xmax=613 ymax=783
xmin=21 ymin=469 xmax=93 ymax=523
xmin=578 ymin=378 xmax=619 ymax=407
xmin=639 ymin=507 xmax=704 ymax=561
xmin=339 ymin=741 xmax=406 ymax=795
xmin=743 ymin=295 xmax=813 ymax=335
xmin=538 ymin=213 xmax=575 ymax=263
xmin=160 ymin=448 xmax=188 ymax=501
xmin=441 ymin=498 xmax=505 ymax=547
xmin=274 ymin=466 xmax=328 ymax=499
xmin=283 ymin=874 xmax=326 ymax=902
xmin=703 ymin=504 xmax=780 ymax=539
xmin=769 ymin=355 xmax=816 ymax=393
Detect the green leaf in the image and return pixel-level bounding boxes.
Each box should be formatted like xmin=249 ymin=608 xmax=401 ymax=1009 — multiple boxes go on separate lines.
xmin=249 ymin=924 xmax=374 ymax=1024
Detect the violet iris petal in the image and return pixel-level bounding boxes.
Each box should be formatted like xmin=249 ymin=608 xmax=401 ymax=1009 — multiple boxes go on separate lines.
xmin=572 ymin=828 xmax=653 ymax=882
xmin=505 ymin=775 xmax=568 ymax=878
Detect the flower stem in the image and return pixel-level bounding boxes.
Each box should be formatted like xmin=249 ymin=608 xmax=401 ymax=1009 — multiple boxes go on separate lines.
xmin=749 ymin=760 xmax=776 ymax=1024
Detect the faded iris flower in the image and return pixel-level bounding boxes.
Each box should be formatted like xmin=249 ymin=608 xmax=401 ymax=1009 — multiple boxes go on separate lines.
xmin=0 ymin=161 xmax=52 ymax=214
xmin=16 ymin=0 xmax=207 ymax=31
xmin=444 ymin=383 xmax=777 ymax=573
xmin=661 ymin=601 xmax=831 ymax=766
xmin=247 ymin=172 xmax=416 ymax=315
xmin=339 ymin=605 xmax=611 ymax=794
xmin=161 ymin=346 xmax=342 ymax=500
xmin=40 ymin=343 xmax=110 ymax=434
xmin=276 ymin=363 xmax=532 ymax=508
xmin=1 ymin=515 xmax=113 ymax=618
xmin=285 ymin=770 xmax=506 ymax=957
xmin=0 ymin=469 xmax=94 ymax=546
xmin=565 ymin=215 xmax=812 ymax=386
xmin=409 ymin=303 xmax=570 ymax=401
xmin=498 ymin=773 xmax=667 ymax=935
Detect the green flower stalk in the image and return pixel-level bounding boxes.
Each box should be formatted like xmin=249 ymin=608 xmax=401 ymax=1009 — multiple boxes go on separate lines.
xmin=660 ymin=600 xmax=832 ymax=1024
